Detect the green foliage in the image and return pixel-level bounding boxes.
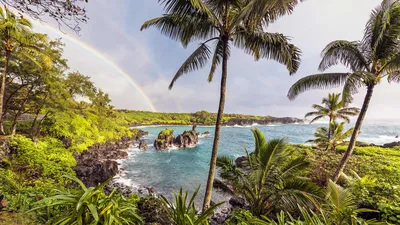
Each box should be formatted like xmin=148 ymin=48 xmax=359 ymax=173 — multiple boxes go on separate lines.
xmin=225 ymin=209 xmax=258 ymax=225
xmin=216 ymin=128 xmax=322 ymax=216
xmin=159 ymin=186 xmax=223 ymax=225
xmin=305 ymin=93 xmax=359 ymax=124
xmin=292 ymin=144 xmax=400 ymax=223
xmin=308 ymin=122 xmax=354 ymax=152
xmin=121 ymin=110 xmax=276 ymax=126
xmin=137 ymin=196 xmax=171 ymax=224
xmin=30 ymin=176 xmax=143 ymax=225
xmin=4 ymin=135 xmax=76 ymax=187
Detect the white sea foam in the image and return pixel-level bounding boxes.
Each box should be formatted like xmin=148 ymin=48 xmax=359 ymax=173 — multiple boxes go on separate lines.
xmin=359 ymin=135 xmax=400 ymax=145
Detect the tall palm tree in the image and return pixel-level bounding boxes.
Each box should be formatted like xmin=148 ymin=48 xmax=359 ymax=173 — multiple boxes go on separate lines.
xmin=215 ymin=128 xmax=322 ymax=216
xmin=305 ymin=93 xmax=359 ymax=140
xmin=141 ymin=0 xmax=302 ymax=210
xmin=287 ymin=0 xmax=400 ymax=183
xmin=0 ymin=5 xmax=52 ymax=134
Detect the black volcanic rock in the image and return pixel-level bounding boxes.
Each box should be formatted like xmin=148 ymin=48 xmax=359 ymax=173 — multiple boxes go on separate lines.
xmin=139 ymin=140 xmax=148 ymax=150
xmin=174 ymin=130 xmax=198 ymax=148
xmin=383 ymin=141 xmax=400 ymax=148
xmin=154 ymin=129 xmax=174 ymax=150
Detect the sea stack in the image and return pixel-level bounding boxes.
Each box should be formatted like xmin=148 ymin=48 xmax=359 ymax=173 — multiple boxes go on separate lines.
xmin=154 ymin=129 xmax=174 ymax=150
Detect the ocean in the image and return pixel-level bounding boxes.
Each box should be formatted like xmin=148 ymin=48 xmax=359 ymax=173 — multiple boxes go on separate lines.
xmin=117 ymin=120 xmax=400 ymax=204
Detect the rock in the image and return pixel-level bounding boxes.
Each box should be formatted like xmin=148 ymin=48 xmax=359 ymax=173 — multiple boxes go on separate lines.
xmin=396 ymin=135 xmax=399 ymax=138
xmin=199 ymin=131 xmax=210 ymax=138
xmin=229 ymin=197 xmax=245 ymax=208
xmin=154 ymin=129 xmax=174 ymax=150
xmin=73 ymin=135 xmax=138 ymax=187
xmin=212 ymin=213 xmax=227 ymax=224
xmin=235 ymin=156 xmax=247 ymax=168
xmin=137 ymin=130 xmax=149 ymax=138
xmin=74 ymin=160 xmax=118 ymax=187
xmin=105 ymin=182 xmax=134 ymax=197
xmin=383 ymin=141 xmax=400 ymax=148
xmin=138 ymin=140 xmax=148 ymax=150
xmin=137 ymin=196 xmax=172 ymax=224
xmin=174 ymin=130 xmax=198 ymax=148
xmin=221 ymin=208 xmax=230 ymax=214
xmin=146 ymin=187 xmax=157 ymax=195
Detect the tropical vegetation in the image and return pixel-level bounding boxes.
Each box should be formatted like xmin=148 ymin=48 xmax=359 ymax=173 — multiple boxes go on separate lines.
xmin=1 ymin=0 xmax=400 ymax=225
xmin=215 ymin=128 xmax=322 ymax=216
xmin=288 ymin=0 xmax=400 ymax=182
xmin=141 ymin=0 xmax=302 ymax=210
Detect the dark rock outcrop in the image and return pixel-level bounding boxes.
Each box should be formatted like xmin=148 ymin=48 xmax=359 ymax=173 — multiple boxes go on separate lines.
xmin=0 ymin=139 xmax=11 ymax=169
xmin=383 ymin=141 xmax=400 ymax=148
xmin=235 ymin=156 xmax=247 ymax=168
xmin=138 ymin=140 xmax=148 ymax=150
xmin=174 ymin=130 xmax=198 ymax=148
xmin=229 ymin=197 xmax=246 ymax=208
xmin=73 ymin=132 xmax=147 ymax=187
xmin=154 ymin=129 xmax=174 ymax=150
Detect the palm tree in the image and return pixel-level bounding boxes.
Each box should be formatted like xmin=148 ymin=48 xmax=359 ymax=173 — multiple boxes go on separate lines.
xmin=305 ymin=93 xmax=359 ymax=141
xmin=287 ymin=0 xmax=400 ymax=182
xmin=0 ymin=5 xmax=52 ymax=135
xmin=215 ymin=128 xmax=322 ymax=216
xmin=307 ymin=122 xmax=354 ymax=152
xmin=141 ymin=0 xmax=302 ymax=210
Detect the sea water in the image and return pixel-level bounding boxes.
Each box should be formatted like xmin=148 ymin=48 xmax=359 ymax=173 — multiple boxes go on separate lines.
xmin=117 ymin=120 xmax=400 ymax=203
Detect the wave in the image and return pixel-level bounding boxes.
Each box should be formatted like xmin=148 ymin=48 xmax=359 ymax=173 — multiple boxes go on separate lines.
xmin=358 ymin=135 xmax=400 ymax=145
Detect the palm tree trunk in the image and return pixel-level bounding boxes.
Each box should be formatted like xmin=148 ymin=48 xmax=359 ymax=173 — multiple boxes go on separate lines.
xmin=202 ymin=37 xmax=229 ymax=211
xmin=325 ymin=117 xmax=333 ymax=151
xmin=332 ymin=85 xmax=374 ymax=182
xmin=0 ymin=51 xmax=10 ymax=135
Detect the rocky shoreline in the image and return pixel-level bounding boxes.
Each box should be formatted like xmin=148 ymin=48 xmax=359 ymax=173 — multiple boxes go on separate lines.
xmin=73 ymin=132 xmax=148 ymax=187
xmin=130 ymin=116 xmax=304 ymax=127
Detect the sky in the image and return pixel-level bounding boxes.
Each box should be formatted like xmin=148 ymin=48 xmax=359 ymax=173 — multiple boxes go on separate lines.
xmin=30 ymin=0 xmax=400 ymax=119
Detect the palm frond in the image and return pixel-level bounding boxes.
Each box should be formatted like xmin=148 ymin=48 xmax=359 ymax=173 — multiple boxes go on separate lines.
xmin=169 ymin=42 xmax=211 ymax=89
xmin=234 ymin=29 xmax=301 ymax=74
xmin=208 ymin=38 xmax=225 ymax=82
xmin=287 ymin=73 xmax=351 ymax=100
xmin=318 ymin=40 xmax=369 ymax=72
xmin=141 ymin=13 xmax=218 ymax=47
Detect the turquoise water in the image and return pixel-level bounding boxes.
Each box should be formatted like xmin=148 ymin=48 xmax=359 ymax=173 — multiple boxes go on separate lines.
xmin=118 ymin=121 xmax=400 ymax=203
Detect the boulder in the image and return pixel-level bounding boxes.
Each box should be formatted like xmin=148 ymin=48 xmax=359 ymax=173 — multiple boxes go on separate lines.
xmin=383 ymin=141 xmax=400 ymax=148
xmin=74 ymin=160 xmax=119 ymax=187
xmin=138 ymin=140 xmax=148 ymax=150
xmin=154 ymin=129 xmax=174 ymax=150
xmin=229 ymin=197 xmax=245 ymax=208
xmin=235 ymin=156 xmax=247 ymax=168
xmin=137 ymin=130 xmax=149 ymax=138
xmin=174 ymin=130 xmax=198 ymax=148
xmin=199 ymin=131 xmax=210 ymax=138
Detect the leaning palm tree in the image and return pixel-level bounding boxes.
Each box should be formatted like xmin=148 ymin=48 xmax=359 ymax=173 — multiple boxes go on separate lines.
xmin=307 ymin=122 xmax=354 ymax=152
xmin=287 ymin=0 xmax=400 ymax=182
xmin=215 ymin=128 xmax=322 ymax=216
xmin=141 ymin=0 xmax=302 ymax=210
xmin=0 ymin=5 xmax=52 ymax=134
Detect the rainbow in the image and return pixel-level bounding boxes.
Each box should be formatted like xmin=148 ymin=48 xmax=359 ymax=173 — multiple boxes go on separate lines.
xmin=31 ymin=21 xmax=158 ymax=112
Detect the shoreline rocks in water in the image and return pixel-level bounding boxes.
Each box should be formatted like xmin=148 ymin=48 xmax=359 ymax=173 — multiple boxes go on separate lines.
xmin=73 ymin=132 xmax=147 ymax=187
xmin=154 ymin=129 xmax=174 ymax=150
xmin=154 ymin=125 xmax=200 ymax=150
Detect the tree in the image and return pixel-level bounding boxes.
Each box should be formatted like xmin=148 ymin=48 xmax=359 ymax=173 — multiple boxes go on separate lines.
xmin=287 ymin=0 xmax=400 ymax=182
xmin=307 ymin=122 xmax=354 ymax=152
xmin=0 ymin=6 xmax=52 ymax=135
xmin=141 ymin=0 xmax=302 ymax=210
xmin=215 ymin=128 xmax=322 ymax=216
xmin=1 ymin=0 xmax=89 ymax=33
xmin=305 ymin=93 xmax=359 ymax=141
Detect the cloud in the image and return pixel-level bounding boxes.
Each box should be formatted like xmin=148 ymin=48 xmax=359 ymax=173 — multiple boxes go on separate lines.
xmin=29 ymin=0 xmax=400 ymax=119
